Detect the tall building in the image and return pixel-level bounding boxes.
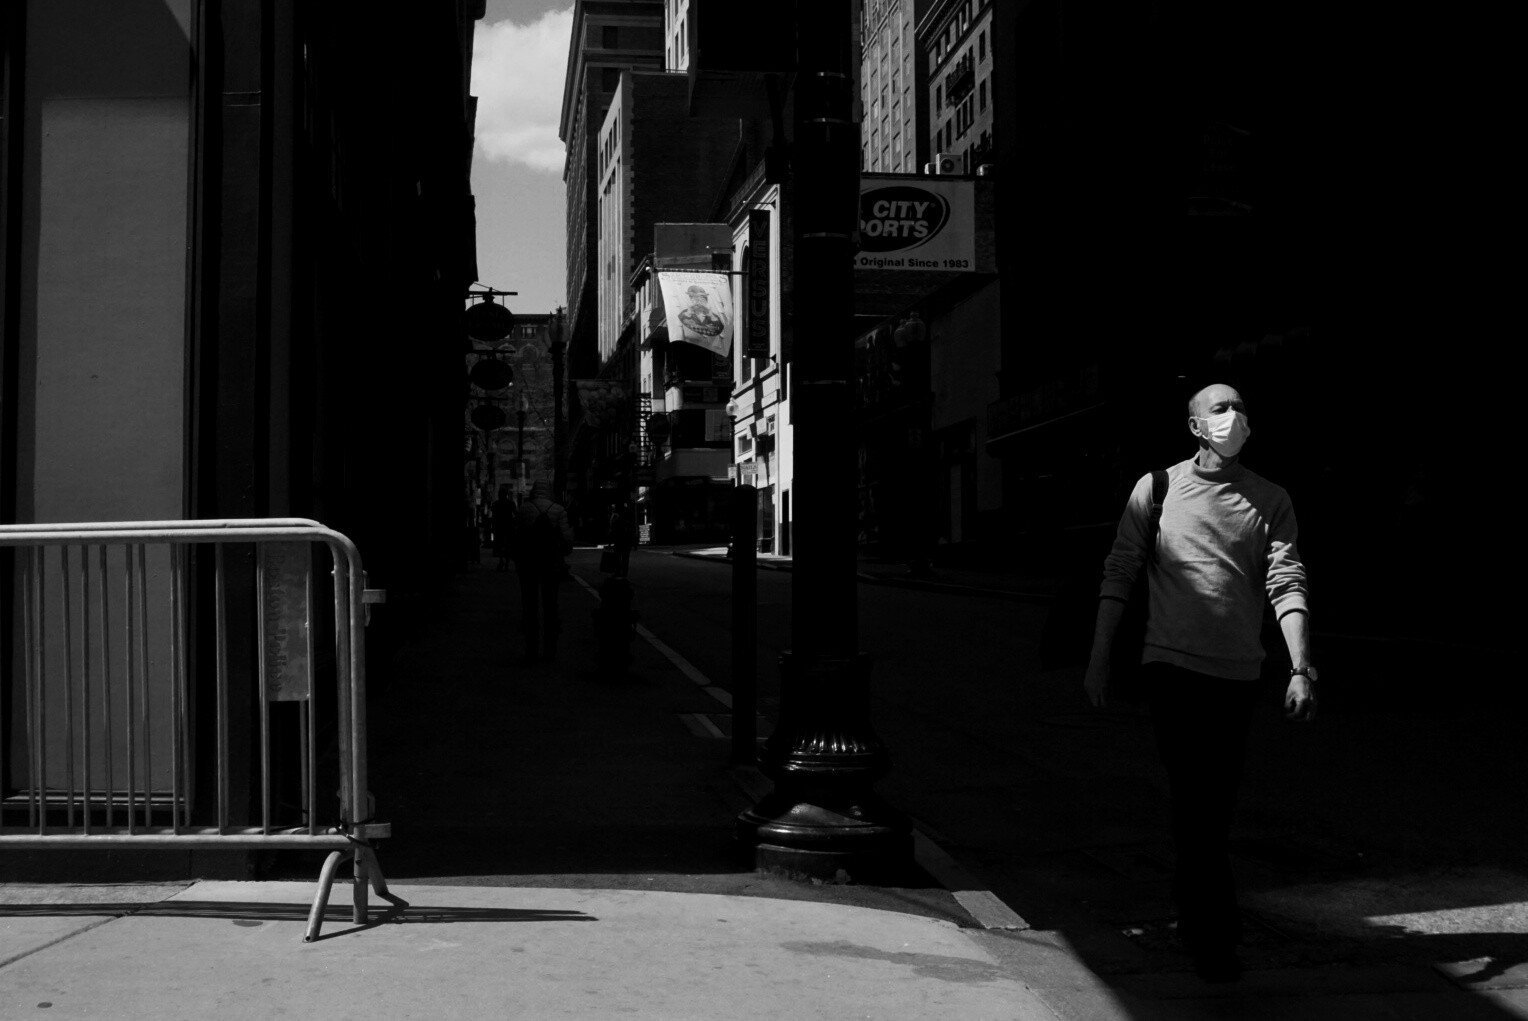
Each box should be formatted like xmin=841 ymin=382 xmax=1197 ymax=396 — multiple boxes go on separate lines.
xmin=466 ymin=312 xmax=562 ymax=511
xmin=860 ymin=0 xmax=925 ymax=173
xmin=664 ymin=0 xmax=691 ymax=71
xmin=558 ymin=1 xmax=664 ymax=384
xmin=572 ymin=70 xmax=748 ymax=531
xmin=919 ymin=0 xmax=994 ymax=174
xmin=596 ymin=70 xmax=740 ymax=363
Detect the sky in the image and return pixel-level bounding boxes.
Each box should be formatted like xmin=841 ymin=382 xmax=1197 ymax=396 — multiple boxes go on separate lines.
xmin=471 ymin=0 xmax=576 ymax=315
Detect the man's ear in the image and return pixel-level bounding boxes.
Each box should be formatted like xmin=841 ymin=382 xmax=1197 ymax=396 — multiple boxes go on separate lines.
xmin=1187 ymin=415 xmax=1202 ymax=438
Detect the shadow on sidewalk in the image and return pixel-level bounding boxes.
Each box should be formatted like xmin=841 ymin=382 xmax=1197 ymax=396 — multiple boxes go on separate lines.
xmin=267 ymin=557 xmax=752 ymax=884
xmin=0 ymin=900 xmax=595 ymax=924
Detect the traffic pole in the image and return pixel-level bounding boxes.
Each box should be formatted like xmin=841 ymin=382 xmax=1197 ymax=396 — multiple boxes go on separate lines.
xmin=736 ymin=0 xmax=910 ymax=880
xmin=731 ymin=485 xmax=758 ymax=764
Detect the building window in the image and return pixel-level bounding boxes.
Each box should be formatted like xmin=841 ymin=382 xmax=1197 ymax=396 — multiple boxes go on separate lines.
xmin=603 ymin=25 xmax=619 ymax=49
xmin=979 ymin=79 xmax=986 ymax=111
xmin=935 ymin=83 xmax=941 ymax=109
xmin=979 ymin=30 xmax=986 ymax=60
xmin=602 ymin=67 xmax=621 ymax=91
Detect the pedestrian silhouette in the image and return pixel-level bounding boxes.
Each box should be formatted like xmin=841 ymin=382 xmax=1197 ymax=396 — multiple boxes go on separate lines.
xmin=513 ymin=482 xmax=575 ymax=662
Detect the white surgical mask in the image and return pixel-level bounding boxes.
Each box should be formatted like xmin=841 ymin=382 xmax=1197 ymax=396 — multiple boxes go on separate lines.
xmin=1196 ymin=409 xmax=1250 ymax=458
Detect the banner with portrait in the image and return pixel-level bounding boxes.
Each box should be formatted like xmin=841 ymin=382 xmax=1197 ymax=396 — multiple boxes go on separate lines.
xmin=657 ymin=271 xmax=733 ymax=357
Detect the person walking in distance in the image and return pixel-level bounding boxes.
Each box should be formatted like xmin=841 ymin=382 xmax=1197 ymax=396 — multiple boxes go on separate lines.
xmin=491 ymin=485 xmax=516 ymax=572
xmin=514 ymin=481 xmax=575 ymax=661
xmin=1085 ymin=382 xmax=1317 ymax=983
xmin=607 ymin=501 xmax=635 ymax=578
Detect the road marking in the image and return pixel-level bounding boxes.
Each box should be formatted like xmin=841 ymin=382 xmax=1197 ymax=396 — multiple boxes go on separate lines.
xmin=578 ymin=571 xmax=733 ymax=709
xmin=633 ymin=622 xmax=715 ymax=690
xmin=910 ymin=827 xmax=1031 ymax=931
xmin=677 ymin=713 xmax=725 ymax=739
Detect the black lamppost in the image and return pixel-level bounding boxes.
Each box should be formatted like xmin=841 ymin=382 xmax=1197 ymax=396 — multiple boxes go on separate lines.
xmin=517 ymin=395 xmax=529 ymax=494
xmin=893 ymin=310 xmax=934 ymax=578
xmin=551 ymin=307 xmax=567 ymax=501
xmin=736 ymin=1 xmax=910 ymax=880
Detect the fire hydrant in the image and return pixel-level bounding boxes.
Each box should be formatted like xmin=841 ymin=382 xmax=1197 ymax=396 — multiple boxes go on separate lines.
xmin=592 ymin=576 xmax=636 ymax=677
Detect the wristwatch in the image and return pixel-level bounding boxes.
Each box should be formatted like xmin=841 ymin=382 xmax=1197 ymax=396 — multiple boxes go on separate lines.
xmin=1290 ymin=665 xmax=1319 ymax=682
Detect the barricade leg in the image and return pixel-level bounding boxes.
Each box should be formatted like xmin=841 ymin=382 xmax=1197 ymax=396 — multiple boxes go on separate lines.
xmin=305 ymin=849 xmax=351 ymax=942
xmin=358 ymin=843 xmax=406 ymax=907
xmin=353 ymin=848 xmax=370 ymax=925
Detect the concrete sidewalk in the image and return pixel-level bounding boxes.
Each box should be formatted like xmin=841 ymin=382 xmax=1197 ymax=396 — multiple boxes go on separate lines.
xmin=0 ymin=881 xmax=1053 ymax=1019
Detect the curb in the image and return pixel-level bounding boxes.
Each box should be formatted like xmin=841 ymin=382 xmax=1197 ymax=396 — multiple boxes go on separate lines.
xmin=671 ymin=550 xmax=1057 ymax=604
xmin=727 ymin=765 xmax=1029 ymax=932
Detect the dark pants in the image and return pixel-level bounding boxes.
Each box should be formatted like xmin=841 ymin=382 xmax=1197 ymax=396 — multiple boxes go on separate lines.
xmin=1143 ymin=662 xmax=1259 ymax=954
xmin=516 ymin=560 xmax=562 ymax=655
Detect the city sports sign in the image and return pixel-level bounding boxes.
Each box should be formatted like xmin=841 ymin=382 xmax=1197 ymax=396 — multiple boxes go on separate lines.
xmin=657 ymin=271 xmax=734 ymax=357
xmin=856 ymin=176 xmax=975 ymax=272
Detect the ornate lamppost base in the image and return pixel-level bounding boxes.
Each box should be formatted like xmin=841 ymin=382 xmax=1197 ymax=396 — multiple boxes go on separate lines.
xmin=735 ymin=653 xmax=912 ymax=882
xmin=738 ymin=791 xmax=911 ymax=883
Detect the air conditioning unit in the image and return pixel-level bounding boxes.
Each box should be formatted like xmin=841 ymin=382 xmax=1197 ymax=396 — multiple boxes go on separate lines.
xmin=976 ymin=163 xmax=996 ymax=177
xmin=932 ymin=152 xmax=959 ymax=175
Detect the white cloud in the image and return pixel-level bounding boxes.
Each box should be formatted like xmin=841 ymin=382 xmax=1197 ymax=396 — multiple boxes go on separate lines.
xmin=472 ymin=7 xmax=572 ymax=174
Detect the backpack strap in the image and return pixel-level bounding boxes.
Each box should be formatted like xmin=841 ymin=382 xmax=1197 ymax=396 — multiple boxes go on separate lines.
xmin=1146 ymin=469 xmax=1168 ymax=558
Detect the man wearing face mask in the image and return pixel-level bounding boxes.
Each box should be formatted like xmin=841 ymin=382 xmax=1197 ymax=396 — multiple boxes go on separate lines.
xmin=1084 ymin=382 xmax=1315 ymax=983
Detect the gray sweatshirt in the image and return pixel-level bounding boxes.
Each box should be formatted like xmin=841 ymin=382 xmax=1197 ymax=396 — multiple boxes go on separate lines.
xmin=1101 ymin=457 xmax=1309 ymax=680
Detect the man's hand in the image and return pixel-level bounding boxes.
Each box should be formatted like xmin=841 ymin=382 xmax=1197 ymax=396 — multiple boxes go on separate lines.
xmin=1084 ymin=657 xmax=1110 ymax=708
xmin=1084 ymin=599 xmax=1127 ymax=709
xmin=1284 ymin=674 xmax=1317 ymax=721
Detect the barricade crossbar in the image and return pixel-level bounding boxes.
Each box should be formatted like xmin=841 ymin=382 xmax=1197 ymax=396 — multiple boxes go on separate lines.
xmin=0 ymin=519 xmax=401 ymax=940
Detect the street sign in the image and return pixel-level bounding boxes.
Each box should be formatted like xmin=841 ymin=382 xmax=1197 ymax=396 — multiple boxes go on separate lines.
xmin=258 ymin=542 xmax=313 ymax=701
xmin=856 ymin=177 xmax=976 ymax=272
xmin=746 ymin=208 xmax=771 ymax=357
xmin=465 ymin=298 xmax=515 ymax=341
xmin=468 ymin=357 xmax=513 ymax=391
xmin=470 ymin=404 xmax=507 ymax=430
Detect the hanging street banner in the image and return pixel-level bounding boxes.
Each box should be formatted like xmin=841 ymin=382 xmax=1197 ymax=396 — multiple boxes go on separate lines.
xmin=746 ymin=209 xmax=772 ymax=358
xmin=658 ymin=271 xmax=733 ymax=357
xmin=856 ymin=176 xmax=976 ymax=272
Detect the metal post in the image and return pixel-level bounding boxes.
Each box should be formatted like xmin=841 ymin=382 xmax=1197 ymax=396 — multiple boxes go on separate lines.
xmin=731 ymin=485 xmax=758 ymax=764
xmin=517 ymin=400 xmax=527 ymax=495
xmin=736 ymin=0 xmax=909 ymax=879
xmin=551 ymin=308 xmax=568 ymax=501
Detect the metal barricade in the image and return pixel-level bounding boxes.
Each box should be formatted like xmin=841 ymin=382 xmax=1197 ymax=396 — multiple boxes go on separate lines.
xmin=0 ymin=519 xmax=401 ymax=940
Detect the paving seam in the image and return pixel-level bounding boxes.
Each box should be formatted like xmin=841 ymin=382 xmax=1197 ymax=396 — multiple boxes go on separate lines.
xmin=0 ymin=914 xmax=127 ymax=972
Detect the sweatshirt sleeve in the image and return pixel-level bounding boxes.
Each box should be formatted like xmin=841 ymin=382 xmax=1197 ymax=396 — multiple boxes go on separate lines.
xmin=1265 ymin=490 xmax=1309 ymax=620
xmin=1099 ymin=473 xmax=1155 ymax=604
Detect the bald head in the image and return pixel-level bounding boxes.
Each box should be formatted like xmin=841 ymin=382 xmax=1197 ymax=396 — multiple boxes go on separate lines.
xmin=1187 ymin=383 xmax=1244 ymax=420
